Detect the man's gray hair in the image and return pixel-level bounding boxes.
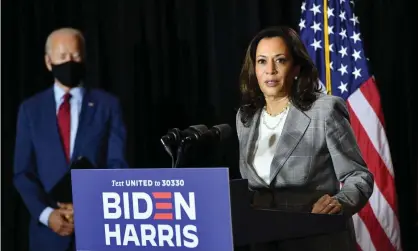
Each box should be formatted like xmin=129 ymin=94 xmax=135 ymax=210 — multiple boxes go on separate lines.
xmin=45 ymin=27 xmax=86 ymax=55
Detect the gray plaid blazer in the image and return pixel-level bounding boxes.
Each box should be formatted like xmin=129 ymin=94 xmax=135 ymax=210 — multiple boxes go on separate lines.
xmin=236 ymin=94 xmax=374 ymax=251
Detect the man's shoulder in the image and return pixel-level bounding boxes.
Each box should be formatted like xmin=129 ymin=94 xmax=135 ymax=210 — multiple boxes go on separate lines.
xmin=88 ymin=88 xmax=119 ymax=103
xmin=20 ymin=87 xmax=52 ymax=110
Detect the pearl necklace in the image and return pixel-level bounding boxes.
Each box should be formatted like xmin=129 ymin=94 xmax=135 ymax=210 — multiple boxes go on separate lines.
xmin=262 ymin=103 xmax=290 ymax=130
xmin=264 ymin=101 xmax=290 ymax=116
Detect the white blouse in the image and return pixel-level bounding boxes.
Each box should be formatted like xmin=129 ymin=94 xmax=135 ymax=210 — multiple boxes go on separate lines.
xmin=249 ymin=107 xmax=289 ymax=184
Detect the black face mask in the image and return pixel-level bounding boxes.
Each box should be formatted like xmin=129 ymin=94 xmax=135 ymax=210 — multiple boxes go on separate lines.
xmin=51 ymin=61 xmax=85 ymax=88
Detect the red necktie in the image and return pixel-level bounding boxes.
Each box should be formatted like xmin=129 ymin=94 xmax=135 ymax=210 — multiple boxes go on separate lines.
xmin=57 ymin=93 xmax=71 ymax=163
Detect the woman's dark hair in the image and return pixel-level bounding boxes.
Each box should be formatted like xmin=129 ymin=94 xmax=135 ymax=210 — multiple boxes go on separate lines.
xmin=239 ymin=26 xmax=321 ymax=126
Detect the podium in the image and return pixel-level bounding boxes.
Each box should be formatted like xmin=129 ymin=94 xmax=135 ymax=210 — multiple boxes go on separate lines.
xmin=229 ymin=179 xmax=348 ymax=247
xmin=71 ymin=168 xmax=348 ymax=251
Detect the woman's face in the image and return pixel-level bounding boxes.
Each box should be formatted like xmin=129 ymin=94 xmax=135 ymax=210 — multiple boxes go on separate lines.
xmin=255 ymin=36 xmax=299 ymax=98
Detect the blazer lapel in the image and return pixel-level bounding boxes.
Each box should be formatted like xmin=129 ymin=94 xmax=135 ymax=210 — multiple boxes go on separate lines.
xmin=243 ymin=110 xmax=261 ymax=162
xmin=242 ymin=109 xmax=270 ymax=187
xmin=269 ymin=105 xmax=311 ymax=182
xmin=72 ymin=89 xmax=96 ymax=162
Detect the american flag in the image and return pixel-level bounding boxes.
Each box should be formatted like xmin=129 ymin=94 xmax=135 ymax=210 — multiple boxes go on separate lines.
xmin=299 ymin=0 xmax=401 ymax=250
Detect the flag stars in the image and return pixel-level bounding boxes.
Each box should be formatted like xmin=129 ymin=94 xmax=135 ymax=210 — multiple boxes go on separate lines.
xmin=311 ymin=21 xmax=322 ymax=33
xmin=327 ymin=7 xmax=334 ymax=18
xmin=350 ymin=13 xmax=360 ymax=25
xmin=328 ymin=25 xmax=334 ymax=34
xmin=352 ymin=49 xmax=361 ymax=61
xmin=310 ymin=4 xmax=321 ymax=16
xmin=339 ymin=10 xmax=346 ymax=21
xmin=338 ymin=82 xmax=348 ymax=93
xmin=329 ymin=44 xmax=334 ymax=52
xmin=299 ymin=1 xmax=368 ymax=91
xmin=352 ymin=67 xmax=362 ymax=79
xmin=338 ymin=64 xmax=348 ymax=75
xmin=311 ymin=39 xmax=322 ymax=51
xmin=338 ymin=46 xmax=348 ymax=58
xmin=299 ymin=19 xmax=306 ymax=30
xmin=351 ymin=31 xmax=361 ymax=44
xmin=339 ymin=29 xmax=347 ymax=39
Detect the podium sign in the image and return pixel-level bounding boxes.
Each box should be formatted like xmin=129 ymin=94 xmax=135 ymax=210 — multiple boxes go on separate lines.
xmin=71 ymin=168 xmax=233 ymax=251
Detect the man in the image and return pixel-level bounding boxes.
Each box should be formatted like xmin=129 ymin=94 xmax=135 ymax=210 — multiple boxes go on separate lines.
xmin=13 ymin=27 xmax=128 ymax=251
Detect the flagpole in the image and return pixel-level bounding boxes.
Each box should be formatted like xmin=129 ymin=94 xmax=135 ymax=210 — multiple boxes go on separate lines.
xmin=323 ymin=0 xmax=332 ymax=94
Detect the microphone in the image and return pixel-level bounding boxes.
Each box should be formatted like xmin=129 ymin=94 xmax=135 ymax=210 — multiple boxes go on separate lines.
xmin=160 ymin=128 xmax=182 ymax=146
xmin=161 ymin=125 xmax=208 ymax=167
xmin=174 ymin=124 xmax=232 ymax=168
xmin=172 ymin=125 xmax=208 ymax=168
xmin=199 ymin=124 xmax=232 ymax=142
xmin=181 ymin=124 xmax=209 ymax=142
xmin=161 ymin=125 xmax=208 ymax=145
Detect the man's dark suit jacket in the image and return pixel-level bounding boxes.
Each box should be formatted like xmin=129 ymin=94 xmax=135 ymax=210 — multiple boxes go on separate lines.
xmin=14 ymin=86 xmax=128 ymax=251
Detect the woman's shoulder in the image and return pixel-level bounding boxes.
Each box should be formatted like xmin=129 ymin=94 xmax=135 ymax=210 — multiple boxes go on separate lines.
xmin=306 ymin=93 xmax=349 ymax=119
xmin=313 ymin=93 xmax=346 ymax=108
xmin=236 ymin=104 xmax=260 ymax=126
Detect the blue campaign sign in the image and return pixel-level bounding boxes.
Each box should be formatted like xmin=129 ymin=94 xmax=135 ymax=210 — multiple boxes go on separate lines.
xmin=71 ymin=168 xmax=233 ymax=251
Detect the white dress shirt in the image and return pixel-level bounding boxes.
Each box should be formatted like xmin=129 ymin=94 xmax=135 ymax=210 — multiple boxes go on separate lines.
xmin=38 ymin=83 xmax=84 ymax=226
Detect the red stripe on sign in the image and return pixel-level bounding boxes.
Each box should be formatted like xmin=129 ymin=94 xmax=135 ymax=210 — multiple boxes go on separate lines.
xmin=154 ymin=213 xmax=173 ymax=220
xmin=152 ymin=192 xmax=172 ymax=199
xmin=156 ymin=203 xmax=172 ymax=209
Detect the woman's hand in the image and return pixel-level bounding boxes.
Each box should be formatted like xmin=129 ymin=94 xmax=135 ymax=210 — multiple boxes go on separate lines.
xmin=311 ymin=194 xmax=342 ymax=214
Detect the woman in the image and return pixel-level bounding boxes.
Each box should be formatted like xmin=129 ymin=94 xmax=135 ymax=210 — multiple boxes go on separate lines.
xmin=236 ymin=26 xmax=374 ymax=251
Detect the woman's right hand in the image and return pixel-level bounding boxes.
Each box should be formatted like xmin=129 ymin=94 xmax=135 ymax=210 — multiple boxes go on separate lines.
xmin=311 ymin=194 xmax=342 ymax=214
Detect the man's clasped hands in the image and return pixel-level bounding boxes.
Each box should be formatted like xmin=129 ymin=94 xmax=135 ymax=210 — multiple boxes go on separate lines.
xmin=48 ymin=202 xmax=74 ymax=236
